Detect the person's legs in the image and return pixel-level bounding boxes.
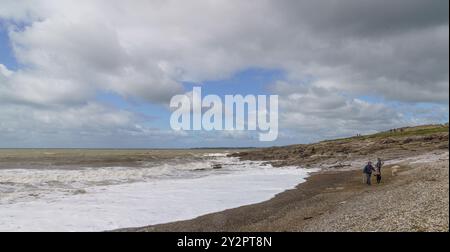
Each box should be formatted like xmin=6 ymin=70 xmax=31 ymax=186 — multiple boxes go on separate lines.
xmin=377 ymin=175 xmax=381 ymax=184
xmin=366 ymin=173 xmax=372 ymax=185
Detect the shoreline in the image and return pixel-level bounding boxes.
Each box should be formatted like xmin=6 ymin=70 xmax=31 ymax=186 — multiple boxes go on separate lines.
xmin=120 ymin=150 xmax=449 ymax=232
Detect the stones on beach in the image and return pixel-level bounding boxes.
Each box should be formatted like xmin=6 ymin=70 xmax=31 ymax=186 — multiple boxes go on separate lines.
xmin=326 ymin=186 xmax=345 ymax=191
xmin=73 ymin=189 xmax=87 ymax=195
xmin=381 ymin=138 xmax=395 ymax=144
xmin=212 ymin=164 xmax=222 ymax=169
xmin=329 ymin=163 xmax=351 ymax=169
xmin=302 ymin=158 xmax=449 ymax=232
xmin=403 ymin=138 xmax=414 ymax=144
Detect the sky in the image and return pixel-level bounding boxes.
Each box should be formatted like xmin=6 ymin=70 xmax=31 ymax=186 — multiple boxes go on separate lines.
xmin=0 ymin=0 xmax=448 ymax=148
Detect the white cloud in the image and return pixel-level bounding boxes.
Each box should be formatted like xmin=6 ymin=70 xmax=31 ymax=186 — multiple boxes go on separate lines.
xmin=2 ymin=0 xmax=446 ymax=105
xmin=271 ymin=82 xmax=407 ymax=140
xmin=0 ymin=101 xmax=191 ymax=147
xmin=0 ymin=0 xmax=448 ymax=146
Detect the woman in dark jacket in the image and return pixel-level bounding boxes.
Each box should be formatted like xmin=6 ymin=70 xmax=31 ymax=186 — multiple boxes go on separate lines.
xmin=375 ymin=158 xmax=384 ymax=184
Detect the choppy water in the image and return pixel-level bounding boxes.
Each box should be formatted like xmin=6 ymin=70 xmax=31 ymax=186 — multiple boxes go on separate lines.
xmin=0 ymin=149 xmax=315 ymax=231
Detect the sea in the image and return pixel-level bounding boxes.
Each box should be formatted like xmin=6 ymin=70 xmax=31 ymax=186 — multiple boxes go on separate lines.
xmin=0 ymin=149 xmax=315 ymax=231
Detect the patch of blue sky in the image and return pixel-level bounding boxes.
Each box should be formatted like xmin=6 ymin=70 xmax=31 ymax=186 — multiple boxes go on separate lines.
xmin=357 ymin=94 xmax=448 ymax=123
xmin=95 ymin=91 xmax=170 ymax=130
xmin=401 ymin=102 xmax=449 ymax=124
xmin=182 ymin=68 xmax=286 ymax=96
xmin=357 ymin=95 xmax=386 ymax=104
xmin=0 ymin=23 xmax=18 ymax=70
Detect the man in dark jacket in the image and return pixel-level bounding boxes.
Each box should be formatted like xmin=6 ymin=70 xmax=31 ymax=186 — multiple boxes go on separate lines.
xmin=363 ymin=161 xmax=376 ymax=185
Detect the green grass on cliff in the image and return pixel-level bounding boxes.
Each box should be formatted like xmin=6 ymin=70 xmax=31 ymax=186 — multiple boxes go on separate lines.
xmin=324 ymin=124 xmax=449 ymax=143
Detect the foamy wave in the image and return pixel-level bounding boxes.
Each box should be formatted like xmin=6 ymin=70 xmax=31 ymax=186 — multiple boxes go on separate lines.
xmin=0 ymin=154 xmax=269 ymax=204
xmin=0 ymin=166 xmax=315 ymax=231
xmin=203 ymin=153 xmax=229 ymax=157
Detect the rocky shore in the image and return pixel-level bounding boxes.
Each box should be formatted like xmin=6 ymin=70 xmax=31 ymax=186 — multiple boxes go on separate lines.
xmin=230 ymin=124 xmax=449 ymax=170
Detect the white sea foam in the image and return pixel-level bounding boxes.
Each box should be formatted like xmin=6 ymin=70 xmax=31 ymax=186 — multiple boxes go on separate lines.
xmin=0 ymin=155 xmax=317 ymax=232
xmin=202 ymin=152 xmax=229 ymax=157
xmin=0 ymin=156 xmax=241 ymax=204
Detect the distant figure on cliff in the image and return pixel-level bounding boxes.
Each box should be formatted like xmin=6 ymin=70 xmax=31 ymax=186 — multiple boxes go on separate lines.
xmin=363 ymin=161 xmax=376 ymax=185
xmin=375 ymin=158 xmax=384 ymax=184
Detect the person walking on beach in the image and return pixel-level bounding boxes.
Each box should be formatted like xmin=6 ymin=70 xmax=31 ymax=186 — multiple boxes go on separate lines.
xmin=375 ymin=158 xmax=384 ymax=184
xmin=363 ymin=161 xmax=376 ymax=185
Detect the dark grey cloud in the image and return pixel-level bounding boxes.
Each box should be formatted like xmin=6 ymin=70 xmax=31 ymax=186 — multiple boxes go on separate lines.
xmin=280 ymin=0 xmax=449 ymax=37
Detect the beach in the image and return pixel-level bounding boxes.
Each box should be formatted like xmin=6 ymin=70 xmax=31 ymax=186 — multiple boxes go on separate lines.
xmin=123 ymin=125 xmax=449 ymax=232
xmin=0 ymin=125 xmax=448 ymax=232
xmin=123 ymin=151 xmax=449 ymax=232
